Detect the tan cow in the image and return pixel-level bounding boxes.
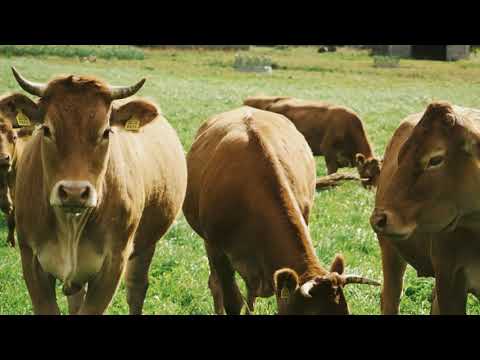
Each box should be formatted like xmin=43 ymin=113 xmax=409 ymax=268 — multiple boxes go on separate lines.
xmin=243 ymin=96 xmax=381 ymax=187
xmin=371 ymin=101 xmax=480 ymax=314
xmin=9 ymin=68 xmax=187 ymax=315
xmin=0 ymin=94 xmax=37 ymax=246
xmin=183 ymin=106 xmax=379 ymax=315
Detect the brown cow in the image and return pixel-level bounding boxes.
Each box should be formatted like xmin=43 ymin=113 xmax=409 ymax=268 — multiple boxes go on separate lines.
xmin=183 ymin=106 xmax=379 ymax=315
xmin=9 ymin=68 xmax=187 ymax=315
xmin=243 ymin=96 xmax=381 ymax=187
xmin=371 ymin=101 xmax=480 ymax=314
xmin=0 ymin=94 xmax=37 ymax=247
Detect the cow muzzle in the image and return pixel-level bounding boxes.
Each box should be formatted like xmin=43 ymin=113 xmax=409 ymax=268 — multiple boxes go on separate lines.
xmin=50 ymin=180 xmax=98 ymax=213
xmin=370 ymin=208 xmax=415 ymax=240
xmin=0 ymin=153 xmax=11 ymax=169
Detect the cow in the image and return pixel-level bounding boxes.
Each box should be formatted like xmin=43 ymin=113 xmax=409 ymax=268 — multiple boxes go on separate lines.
xmin=183 ymin=106 xmax=379 ymax=315
xmin=8 ymin=67 xmax=188 ymax=315
xmin=243 ymin=96 xmax=382 ymax=187
xmin=370 ymin=101 xmax=480 ymax=314
xmin=0 ymin=94 xmax=38 ymax=247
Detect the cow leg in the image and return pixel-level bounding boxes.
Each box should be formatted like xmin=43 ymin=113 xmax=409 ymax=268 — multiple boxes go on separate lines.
xmin=20 ymin=244 xmax=60 ymax=315
xmin=379 ymin=237 xmax=407 ymax=315
xmin=67 ymin=286 xmax=86 ymax=315
xmin=208 ymin=271 xmax=225 ymax=315
xmin=431 ymin=235 xmax=468 ymax=315
xmin=245 ymin=289 xmax=256 ymax=315
xmin=125 ymin=243 xmax=156 ymax=315
xmin=430 ymin=285 xmax=440 ymax=315
xmin=6 ymin=210 xmax=15 ymax=247
xmin=77 ymin=256 xmax=126 ymax=315
xmin=205 ymin=244 xmax=244 ymax=315
xmin=434 ymin=273 xmax=467 ymax=315
xmin=324 ymin=153 xmax=339 ymax=175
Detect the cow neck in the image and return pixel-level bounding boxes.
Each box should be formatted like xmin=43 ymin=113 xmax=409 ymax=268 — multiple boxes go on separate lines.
xmin=52 ymin=207 xmax=94 ymax=287
xmin=351 ymin=118 xmax=374 ymax=159
xmin=244 ymin=115 xmax=327 ymax=283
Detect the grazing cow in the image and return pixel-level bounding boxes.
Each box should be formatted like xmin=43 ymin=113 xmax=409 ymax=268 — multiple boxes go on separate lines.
xmin=243 ymin=96 xmax=381 ymax=187
xmin=9 ymin=68 xmax=187 ymax=315
xmin=371 ymin=101 xmax=480 ymax=314
xmin=0 ymin=94 xmax=37 ymax=247
xmin=183 ymin=106 xmax=379 ymax=315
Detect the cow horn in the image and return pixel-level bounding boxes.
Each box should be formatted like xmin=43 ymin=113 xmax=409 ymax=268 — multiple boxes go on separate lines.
xmin=11 ymin=67 xmax=47 ymax=97
xmin=109 ymin=78 xmax=146 ymax=100
xmin=299 ymin=280 xmax=315 ymax=298
xmin=342 ymin=275 xmax=381 ymax=286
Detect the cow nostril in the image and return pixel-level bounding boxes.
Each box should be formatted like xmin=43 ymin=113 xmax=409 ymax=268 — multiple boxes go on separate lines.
xmin=58 ymin=185 xmax=68 ymax=200
xmin=81 ymin=187 xmax=90 ymax=200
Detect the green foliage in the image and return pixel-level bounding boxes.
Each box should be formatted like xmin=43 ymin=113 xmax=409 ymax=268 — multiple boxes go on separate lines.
xmin=0 ymin=45 xmax=145 ymax=60
xmin=1 ymin=46 xmax=480 ymax=315
xmin=373 ymin=55 xmax=401 ymax=68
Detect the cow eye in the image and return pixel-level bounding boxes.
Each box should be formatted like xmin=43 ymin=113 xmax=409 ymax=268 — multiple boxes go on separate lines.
xmin=427 ymin=155 xmax=444 ymax=169
xmin=102 ymin=127 xmax=113 ymax=140
xmin=42 ymin=125 xmax=52 ymax=138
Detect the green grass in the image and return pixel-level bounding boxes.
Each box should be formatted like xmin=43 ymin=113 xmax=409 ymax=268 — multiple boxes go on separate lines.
xmin=0 ymin=45 xmax=145 ymax=60
xmin=1 ymin=45 xmax=480 ymax=315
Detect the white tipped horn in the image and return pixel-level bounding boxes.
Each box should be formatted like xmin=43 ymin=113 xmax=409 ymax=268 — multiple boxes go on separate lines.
xmin=11 ymin=67 xmax=47 ymax=97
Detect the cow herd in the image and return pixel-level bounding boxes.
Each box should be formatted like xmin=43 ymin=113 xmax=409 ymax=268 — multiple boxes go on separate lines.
xmin=1 ymin=67 xmax=479 ymax=315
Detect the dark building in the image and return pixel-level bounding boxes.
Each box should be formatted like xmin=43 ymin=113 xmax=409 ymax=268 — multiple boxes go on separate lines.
xmin=370 ymin=45 xmax=470 ymax=61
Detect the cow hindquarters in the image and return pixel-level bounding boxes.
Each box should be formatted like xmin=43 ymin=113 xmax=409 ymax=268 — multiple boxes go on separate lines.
xmin=19 ymin=244 xmax=60 ymax=315
xmin=379 ymin=237 xmax=407 ymax=315
xmin=205 ymin=243 xmax=245 ymax=315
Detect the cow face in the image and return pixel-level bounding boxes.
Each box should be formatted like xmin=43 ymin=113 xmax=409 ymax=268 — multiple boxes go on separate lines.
xmin=9 ymin=67 xmax=148 ymax=214
xmin=355 ymin=153 xmax=382 ymax=188
xmin=371 ymin=101 xmax=480 ymax=240
xmin=0 ymin=93 xmax=39 ymax=172
xmin=0 ymin=121 xmax=17 ymax=171
xmin=274 ymin=255 xmax=379 ymax=315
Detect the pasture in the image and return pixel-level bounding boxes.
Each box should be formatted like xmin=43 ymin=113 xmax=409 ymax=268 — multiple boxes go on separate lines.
xmin=1 ymin=46 xmax=480 ymax=315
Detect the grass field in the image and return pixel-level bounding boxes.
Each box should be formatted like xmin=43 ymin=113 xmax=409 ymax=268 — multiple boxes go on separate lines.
xmin=1 ymin=46 xmax=480 ymax=315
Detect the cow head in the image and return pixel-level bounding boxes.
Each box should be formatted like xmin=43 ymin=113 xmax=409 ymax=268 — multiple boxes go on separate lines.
xmin=274 ymin=254 xmax=380 ymax=315
xmin=355 ymin=153 xmax=382 ymax=188
xmin=8 ymin=67 xmax=153 ymax=214
xmin=0 ymin=93 xmax=39 ymax=172
xmin=371 ymin=101 xmax=480 ymax=240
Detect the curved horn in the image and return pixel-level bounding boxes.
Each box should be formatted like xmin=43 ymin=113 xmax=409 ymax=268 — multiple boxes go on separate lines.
xmin=11 ymin=67 xmax=47 ymax=97
xmin=299 ymin=280 xmax=315 ymax=298
xmin=342 ymin=275 xmax=381 ymax=286
xmin=109 ymin=78 xmax=146 ymax=100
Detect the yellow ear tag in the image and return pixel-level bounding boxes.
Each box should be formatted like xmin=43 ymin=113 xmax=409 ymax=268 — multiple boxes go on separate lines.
xmin=124 ymin=117 xmax=140 ymax=132
xmin=16 ymin=111 xmax=31 ymax=127
xmin=280 ymin=287 xmax=290 ymax=299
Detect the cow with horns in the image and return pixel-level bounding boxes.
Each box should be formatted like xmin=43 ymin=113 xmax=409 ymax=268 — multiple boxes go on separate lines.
xmin=8 ymin=67 xmax=187 ymax=315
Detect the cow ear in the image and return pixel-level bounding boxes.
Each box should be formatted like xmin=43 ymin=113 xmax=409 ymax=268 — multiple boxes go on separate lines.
xmin=0 ymin=93 xmax=42 ymax=128
xmin=355 ymin=153 xmax=366 ymax=166
xmin=462 ymin=134 xmax=480 ymax=158
xmin=274 ymin=268 xmax=299 ymax=299
xmin=330 ymin=254 xmax=345 ymax=275
xmin=110 ymin=100 xmax=159 ymax=131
